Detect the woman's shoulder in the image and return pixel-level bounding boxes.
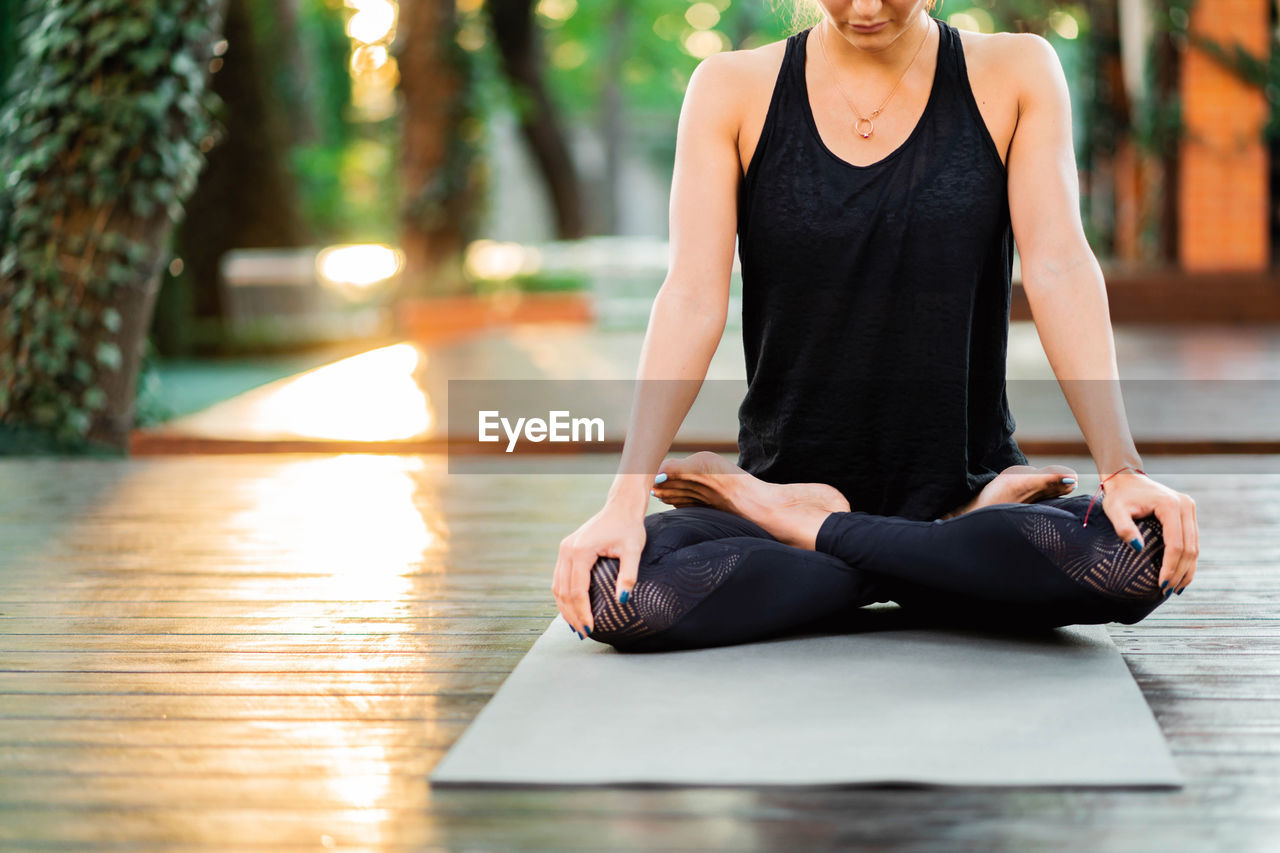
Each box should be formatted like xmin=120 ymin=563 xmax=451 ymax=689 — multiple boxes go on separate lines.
xmin=689 ymin=35 xmax=792 ymax=147
xmin=691 ymin=33 xmax=791 ymax=96
xmin=954 ymin=27 xmax=1064 ymax=94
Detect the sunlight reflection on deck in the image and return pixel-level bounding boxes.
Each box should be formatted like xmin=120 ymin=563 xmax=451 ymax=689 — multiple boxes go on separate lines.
xmin=250 ymin=344 xmax=433 ymax=441
xmin=224 ymin=455 xmax=447 ymax=823
xmin=54 ymin=454 xmax=455 ymax=830
xmin=154 ymin=343 xmax=436 ymax=443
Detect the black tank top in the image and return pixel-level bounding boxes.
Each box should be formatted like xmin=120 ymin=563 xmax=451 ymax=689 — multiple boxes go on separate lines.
xmin=735 ymin=17 xmax=1028 ymax=522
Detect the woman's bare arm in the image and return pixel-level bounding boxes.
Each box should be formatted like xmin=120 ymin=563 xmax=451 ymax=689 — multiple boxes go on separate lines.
xmin=607 ymin=52 xmax=743 ymax=511
xmin=1006 ymin=34 xmax=1198 ymax=595
xmin=553 ymin=51 xmax=747 ymax=635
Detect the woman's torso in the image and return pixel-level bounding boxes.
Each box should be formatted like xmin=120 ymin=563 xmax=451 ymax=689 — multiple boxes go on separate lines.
xmin=733 ymin=17 xmax=1029 ymax=521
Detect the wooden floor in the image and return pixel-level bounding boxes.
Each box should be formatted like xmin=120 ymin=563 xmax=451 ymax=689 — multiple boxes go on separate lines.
xmin=0 ymin=453 xmax=1277 ymax=851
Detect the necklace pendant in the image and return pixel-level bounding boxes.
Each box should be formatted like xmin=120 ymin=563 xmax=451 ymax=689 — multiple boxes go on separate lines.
xmin=854 ymin=116 xmax=874 ymax=139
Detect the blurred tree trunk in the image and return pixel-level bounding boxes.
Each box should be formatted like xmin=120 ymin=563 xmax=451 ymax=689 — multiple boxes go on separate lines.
xmin=598 ymin=2 xmax=626 ymax=235
xmin=1080 ymin=0 xmax=1128 ymax=258
xmin=272 ymin=0 xmax=319 ymax=146
xmin=95 ymin=1 xmax=235 ymax=447
xmin=0 ymin=0 xmax=233 ymax=452
xmin=159 ymin=0 xmax=313 ymax=356
xmin=485 ymin=0 xmax=585 ymax=238
xmin=397 ymin=0 xmax=486 ymax=297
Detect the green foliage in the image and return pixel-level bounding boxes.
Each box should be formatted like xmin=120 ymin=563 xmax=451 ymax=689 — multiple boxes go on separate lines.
xmin=0 ymin=0 xmax=224 ymax=451
xmin=293 ymin=129 xmax=403 ymax=244
xmin=473 ymin=270 xmax=589 ymax=294
xmin=132 ymin=336 xmax=175 ymax=427
xmin=279 ymin=0 xmax=391 ymax=243
xmin=1129 ymin=2 xmax=1186 ymax=157
xmin=520 ymin=1 xmax=1096 ymax=180
xmin=511 ymin=270 xmax=589 ymax=292
xmin=0 ymin=0 xmax=19 ymax=111
xmin=521 ymin=0 xmax=796 ymax=174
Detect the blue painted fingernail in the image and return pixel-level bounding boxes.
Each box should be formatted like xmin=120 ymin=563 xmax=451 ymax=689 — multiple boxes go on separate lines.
xmin=1130 ymin=537 xmax=1144 ymax=552
xmin=1176 ymin=587 xmax=1185 ymax=595
xmin=654 ymin=473 xmax=668 ymax=484
xmin=584 ymin=625 xmax=591 ymax=635
xmin=619 ymin=589 xmax=629 ymax=604
xmin=1160 ymin=579 xmax=1169 ymax=590
xmin=650 ymin=489 xmax=657 ymax=496
xmin=1062 ymin=477 xmax=1076 ymax=484
xmin=1163 ymin=588 xmax=1172 ymax=600
xmin=577 ymin=631 xmax=583 ymax=639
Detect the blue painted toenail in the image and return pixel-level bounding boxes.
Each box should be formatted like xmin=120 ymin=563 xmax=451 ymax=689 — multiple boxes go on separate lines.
xmin=654 ymin=473 xmax=668 ymax=484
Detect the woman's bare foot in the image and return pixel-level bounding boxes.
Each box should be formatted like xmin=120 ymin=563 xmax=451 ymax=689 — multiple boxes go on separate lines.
xmin=938 ymin=464 xmax=1077 ymax=519
xmin=651 ymin=454 xmax=1079 ymax=547
xmin=650 ymin=451 xmax=848 ymax=550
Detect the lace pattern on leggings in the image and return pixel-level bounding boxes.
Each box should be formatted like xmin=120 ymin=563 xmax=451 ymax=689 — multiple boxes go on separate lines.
xmin=588 ymin=543 xmax=743 ymax=644
xmin=1009 ymin=511 xmax=1165 ymax=602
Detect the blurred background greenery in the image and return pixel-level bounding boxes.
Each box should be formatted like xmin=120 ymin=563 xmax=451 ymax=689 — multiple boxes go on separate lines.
xmin=1 ymin=0 xmax=1277 ymax=452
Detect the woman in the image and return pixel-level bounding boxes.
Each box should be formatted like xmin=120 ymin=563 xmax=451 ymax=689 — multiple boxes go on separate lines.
xmin=551 ymin=0 xmax=1200 ymax=652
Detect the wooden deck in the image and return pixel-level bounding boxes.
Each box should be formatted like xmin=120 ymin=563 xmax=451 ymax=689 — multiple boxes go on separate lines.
xmin=0 ymin=452 xmax=1277 ymax=850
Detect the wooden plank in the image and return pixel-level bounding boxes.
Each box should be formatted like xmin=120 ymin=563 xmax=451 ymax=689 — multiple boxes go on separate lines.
xmin=0 ymin=652 xmax=529 ymax=672
xmin=0 ymin=744 xmax=446 ymax=776
xmin=0 ymin=671 xmax=510 ymax=695
xmin=0 ymin=694 xmax=492 ymax=720
xmin=0 ymin=635 xmax=542 ymax=653
xmin=0 ymin=719 xmax=473 ymax=746
xmin=0 ymin=617 xmax=555 ymax=632
xmin=1134 ymin=675 xmax=1280 ymax=701
xmin=0 ymin=601 xmax=558 ymax=618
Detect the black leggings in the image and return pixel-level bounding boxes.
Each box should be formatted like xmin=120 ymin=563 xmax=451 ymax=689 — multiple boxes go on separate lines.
xmin=586 ymin=494 xmax=1169 ymax=652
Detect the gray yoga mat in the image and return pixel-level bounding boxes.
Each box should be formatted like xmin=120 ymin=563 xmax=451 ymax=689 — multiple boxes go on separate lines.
xmin=430 ymin=610 xmax=1183 ymax=788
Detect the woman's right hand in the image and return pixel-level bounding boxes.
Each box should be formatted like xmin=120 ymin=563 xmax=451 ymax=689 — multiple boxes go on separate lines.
xmin=552 ymin=500 xmax=648 ymax=638
xmin=546 ymin=48 xmax=739 ymax=638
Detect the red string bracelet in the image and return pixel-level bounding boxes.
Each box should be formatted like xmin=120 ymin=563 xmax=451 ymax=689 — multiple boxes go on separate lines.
xmin=1082 ymin=465 xmax=1146 ymax=527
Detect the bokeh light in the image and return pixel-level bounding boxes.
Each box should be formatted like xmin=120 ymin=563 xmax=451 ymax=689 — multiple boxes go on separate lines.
xmin=343 ymin=0 xmax=400 ymax=122
xmin=464 ymin=239 xmax=544 ymax=281
xmin=1049 ymin=10 xmax=1081 ymax=39
xmin=317 ymin=244 xmax=405 ymax=291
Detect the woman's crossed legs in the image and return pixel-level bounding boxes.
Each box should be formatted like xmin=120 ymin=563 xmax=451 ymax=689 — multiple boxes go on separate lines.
xmin=585 ymin=455 xmax=1168 ymax=653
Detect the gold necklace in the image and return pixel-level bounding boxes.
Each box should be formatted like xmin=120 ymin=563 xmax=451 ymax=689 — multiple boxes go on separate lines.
xmin=818 ymin=17 xmax=933 ymax=140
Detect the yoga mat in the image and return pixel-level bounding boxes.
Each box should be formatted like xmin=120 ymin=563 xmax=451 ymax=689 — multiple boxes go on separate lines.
xmin=429 ymin=612 xmax=1183 ymax=788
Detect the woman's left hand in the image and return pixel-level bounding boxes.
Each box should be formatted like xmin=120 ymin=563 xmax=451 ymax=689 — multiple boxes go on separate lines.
xmin=1100 ymin=470 xmax=1198 ymax=597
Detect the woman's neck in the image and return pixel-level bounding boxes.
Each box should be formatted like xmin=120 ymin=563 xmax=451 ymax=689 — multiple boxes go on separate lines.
xmin=816 ymin=10 xmax=934 ymax=75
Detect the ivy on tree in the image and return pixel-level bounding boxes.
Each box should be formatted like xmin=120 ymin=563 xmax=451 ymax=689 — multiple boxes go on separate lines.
xmin=0 ymin=0 xmax=225 ymax=452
